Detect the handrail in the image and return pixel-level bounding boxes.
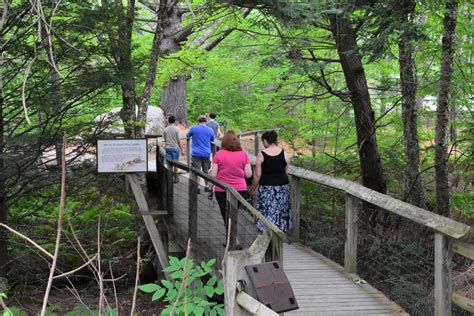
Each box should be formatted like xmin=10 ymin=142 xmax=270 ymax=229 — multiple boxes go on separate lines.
xmin=288 ymin=166 xmax=473 ymax=241
xmin=237 ymin=128 xmax=280 ymax=138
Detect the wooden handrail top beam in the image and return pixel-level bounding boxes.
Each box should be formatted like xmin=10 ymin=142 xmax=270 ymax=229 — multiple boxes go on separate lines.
xmin=238 ymin=128 xmax=280 ymax=137
xmin=289 ymin=166 xmax=472 ymax=241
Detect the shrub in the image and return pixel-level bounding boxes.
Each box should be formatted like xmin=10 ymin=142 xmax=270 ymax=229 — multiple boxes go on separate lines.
xmin=139 ymin=257 xmax=224 ymax=316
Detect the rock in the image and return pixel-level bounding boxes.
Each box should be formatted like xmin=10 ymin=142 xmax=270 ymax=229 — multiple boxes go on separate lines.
xmin=93 ymin=106 xmax=165 ymax=136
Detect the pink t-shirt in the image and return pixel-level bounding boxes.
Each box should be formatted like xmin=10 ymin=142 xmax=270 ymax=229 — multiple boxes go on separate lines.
xmin=212 ymin=149 xmax=250 ymax=192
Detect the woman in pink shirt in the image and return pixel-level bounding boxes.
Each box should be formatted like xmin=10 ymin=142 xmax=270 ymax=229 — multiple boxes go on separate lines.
xmin=211 ymin=131 xmax=252 ymax=246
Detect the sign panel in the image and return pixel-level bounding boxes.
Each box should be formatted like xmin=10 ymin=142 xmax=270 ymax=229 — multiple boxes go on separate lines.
xmin=97 ymin=139 xmax=148 ymax=173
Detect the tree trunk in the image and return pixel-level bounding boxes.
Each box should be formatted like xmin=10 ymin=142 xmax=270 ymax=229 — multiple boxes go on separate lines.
xmin=136 ymin=0 xmax=168 ymax=137
xmin=114 ymin=0 xmax=136 ymax=138
xmin=159 ymin=6 xmax=248 ymax=124
xmin=0 ymin=70 xmax=7 ymax=288
xmin=160 ymin=76 xmax=187 ymax=124
xmin=398 ymin=0 xmax=427 ymax=208
xmin=329 ymin=10 xmax=387 ymax=194
xmin=159 ymin=3 xmax=188 ymax=124
xmin=435 ymin=0 xmax=458 ymax=217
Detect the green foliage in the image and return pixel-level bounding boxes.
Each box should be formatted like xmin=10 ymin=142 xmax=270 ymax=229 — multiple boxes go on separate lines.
xmin=1 ymin=293 xmax=13 ymax=316
xmin=8 ymin=186 xmax=136 ymax=277
xmin=0 ymin=293 xmax=27 ymax=316
xmin=139 ymin=257 xmax=224 ymax=316
xmin=63 ymin=305 xmax=117 ymax=316
xmin=452 ymin=192 xmax=474 ymax=219
xmin=0 ymin=299 xmax=118 ymax=316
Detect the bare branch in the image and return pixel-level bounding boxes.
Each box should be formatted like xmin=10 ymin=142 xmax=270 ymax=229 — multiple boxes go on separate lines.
xmin=0 ymin=223 xmax=53 ymax=259
xmin=53 ymin=255 xmax=97 ymax=279
xmin=130 ymin=237 xmax=141 ymax=316
xmin=40 ymin=133 xmax=67 ymax=316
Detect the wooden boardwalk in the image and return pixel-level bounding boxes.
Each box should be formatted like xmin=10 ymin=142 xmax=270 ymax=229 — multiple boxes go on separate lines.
xmin=167 ymin=171 xmax=406 ymax=315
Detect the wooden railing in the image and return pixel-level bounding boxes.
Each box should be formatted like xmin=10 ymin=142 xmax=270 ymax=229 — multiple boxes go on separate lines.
xmin=236 ymin=130 xmax=473 ymax=315
xmin=164 ymin=129 xmax=473 ymax=315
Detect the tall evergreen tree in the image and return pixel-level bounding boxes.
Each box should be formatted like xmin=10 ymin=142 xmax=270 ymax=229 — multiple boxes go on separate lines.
xmin=435 ymin=0 xmax=458 ymax=216
xmin=397 ymin=0 xmax=427 ymax=208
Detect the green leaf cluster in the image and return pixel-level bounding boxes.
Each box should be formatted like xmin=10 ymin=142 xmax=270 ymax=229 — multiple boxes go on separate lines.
xmin=139 ymin=257 xmax=224 ymax=316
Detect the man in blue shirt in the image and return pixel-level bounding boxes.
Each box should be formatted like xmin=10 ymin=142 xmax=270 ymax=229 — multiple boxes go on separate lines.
xmin=186 ymin=115 xmax=215 ymax=178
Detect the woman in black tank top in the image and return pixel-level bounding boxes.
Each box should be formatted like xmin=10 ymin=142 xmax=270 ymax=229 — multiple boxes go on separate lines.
xmin=250 ymin=130 xmax=292 ymax=233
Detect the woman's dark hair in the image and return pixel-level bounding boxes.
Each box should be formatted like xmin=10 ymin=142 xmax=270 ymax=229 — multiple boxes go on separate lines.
xmin=168 ymin=115 xmax=176 ymax=124
xmin=209 ymin=112 xmax=217 ymax=119
xmin=261 ymin=130 xmax=278 ymax=145
xmin=221 ymin=130 xmax=242 ymax=151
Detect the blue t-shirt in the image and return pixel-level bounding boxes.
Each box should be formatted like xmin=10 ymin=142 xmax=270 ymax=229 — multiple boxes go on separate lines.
xmin=186 ymin=125 xmax=215 ymax=157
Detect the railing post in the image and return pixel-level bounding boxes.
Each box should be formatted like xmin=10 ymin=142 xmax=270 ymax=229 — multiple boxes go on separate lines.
xmin=254 ymin=131 xmax=259 ymax=156
xmin=344 ymin=194 xmax=359 ymax=274
xmin=226 ymin=190 xmax=239 ymax=250
xmin=186 ymin=138 xmax=191 ymax=166
xmin=188 ymin=170 xmax=198 ymax=242
xmin=166 ymin=167 xmax=174 ymax=226
xmin=290 ymin=176 xmax=301 ymax=242
xmin=266 ymin=232 xmax=283 ymax=265
xmin=155 ymin=144 xmax=165 ymax=210
xmin=434 ymin=233 xmax=452 ymax=316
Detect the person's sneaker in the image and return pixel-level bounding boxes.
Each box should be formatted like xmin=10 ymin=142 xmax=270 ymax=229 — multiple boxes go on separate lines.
xmin=174 ymin=176 xmax=180 ymax=184
xmin=197 ymin=188 xmax=201 ymax=194
xmin=207 ymin=192 xmax=213 ymax=200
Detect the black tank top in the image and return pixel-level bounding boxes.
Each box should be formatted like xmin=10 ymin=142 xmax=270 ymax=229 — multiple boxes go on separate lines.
xmin=259 ymin=149 xmax=289 ymax=185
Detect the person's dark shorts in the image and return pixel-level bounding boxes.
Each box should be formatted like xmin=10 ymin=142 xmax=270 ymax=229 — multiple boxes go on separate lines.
xmin=191 ymin=156 xmax=211 ymax=173
xmin=165 ymin=148 xmax=180 ymax=161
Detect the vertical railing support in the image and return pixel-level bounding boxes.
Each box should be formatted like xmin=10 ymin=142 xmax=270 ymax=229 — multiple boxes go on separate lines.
xmin=434 ymin=233 xmax=452 ymax=316
xmin=290 ymin=176 xmax=301 ymax=242
xmin=166 ymin=167 xmax=174 ymax=226
xmin=186 ymin=138 xmax=191 ymax=166
xmin=226 ymin=191 xmax=239 ymax=250
xmin=254 ymin=132 xmax=259 ymax=156
xmin=344 ymin=194 xmax=359 ymax=274
xmin=155 ymin=144 xmax=165 ymax=210
xmin=188 ymin=170 xmax=198 ymax=242
xmin=266 ymin=232 xmax=283 ymax=265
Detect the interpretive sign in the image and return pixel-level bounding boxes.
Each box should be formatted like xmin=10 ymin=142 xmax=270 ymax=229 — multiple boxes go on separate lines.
xmin=97 ymin=139 xmax=148 ymax=173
